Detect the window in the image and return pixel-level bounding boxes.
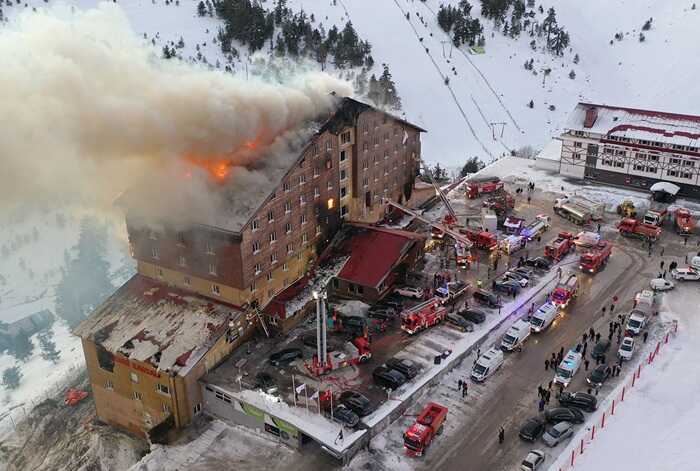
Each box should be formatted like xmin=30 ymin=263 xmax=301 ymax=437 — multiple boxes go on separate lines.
xmin=314 ymin=187 xmax=320 ymax=198
xmin=340 ymin=150 xmax=347 ymax=162
xmin=312 ymin=144 xmax=319 ymax=155
xmin=635 ymin=152 xmax=647 ymax=160
xmin=683 ymin=160 xmax=695 ymax=167
xmin=283 ymin=263 xmax=289 ymax=272
xmin=649 ymin=154 xmax=659 ymax=161
xmin=205 ymin=240 xmax=215 ymax=255
xmin=340 ymin=187 xmax=347 ymax=198
xmin=574 ymin=141 xmax=582 ymax=148
xmin=285 ymin=222 xmax=292 ymax=233
xmin=149 ymin=230 xmax=158 ymax=240
xmin=646 ymin=166 xmax=657 ymax=173
xmin=151 ymin=246 xmax=159 ymax=259
xmin=208 ymin=263 xmax=217 ymax=275
xmin=132 ymin=391 xmax=142 ymax=401
xmin=301 ymin=213 xmax=307 ymax=225
xmin=267 ymin=272 xmax=273 ymax=282
xmin=313 ymin=166 xmax=320 ymax=178
xmin=183 ymin=276 xmax=191 ymax=286
xmin=97 ymin=346 xmax=114 ymax=372
xmin=327 ymin=198 xmax=335 ymax=209
xmin=363 ymin=176 xmax=369 ymax=187
xmin=270 ymin=252 xmax=278 ymax=264
xmin=633 ymin=164 xmax=645 ymax=171
xmin=574 ymin=130 xmax=585 ymax=137
xmin=269 ymin=231 xmax=277 ymax=243
xmin=341 ymin=205 xmax=348 ymax=217
xmin=604 ymin=147 xmax=614 ymax=155
xmin=341 ymin=131 xmax=351 ymax=144
xmin=300 ymin=194 xmax=306 ymax=205
xmin=211 ymin=284 xmax=220 ymax=295
xmin=299 ymin=174 xmax=306 ymax=185
xmin=316 ymin=225 xmax=322 ymax=235
xmin=283 ymin=278 xmax=289 ymax=288
xmin=156 ymin=383 xmax=170 ymax=396
xmin=176 ymin=231 xmax=185 ymax=245
xmin=572 ymin=153 xmax=581 ymax=160
xmin=302 ymin=233 xmax=309 ymax=245
xmin=363 ymin=142 xmax=368 ymax=152
xmin=283 ymin=181 xmax=290 ymax=192
xmin=105 ymin=380 xmax=114 ymax=391
xmin=362 ymin=159 xmax=369 ymax=170
xmin=254 ymin=263 xmax=262 ymax=275
xmin=286 ymin=243 xmax=294 ymax=254
xmin=162 ymin=403 xmax=171 ymax=414
xmin=178 ymin=255 xmax=186 ymax=267
xmin=327 ymin=180 xmax=333 ymax=190
xmin=325 ymin=158 xmax=332 ymax=170
xmin=384 ymin=151 xmax=389 ymax=160
xmin=130 ymin=372 xmax=139 ymax=383
xmin=252 ymin=219 xmax=260 ymax=231
xmin=194 ymin=403 xmax=202 ymax=415
xmin=340 ymin=169 xmax=347 ymax=181
xmin=250 ymin=280 xmax=257 ymax=292
xmin=267 ymin=210 xmax=274 ymax=223
xmin=615 ymin=161 xmax=625 ymax=168
xmin=285 ymin=201 xmax=292 ymax=213
xmin=253 ymin=241 xmax=260 ymax=254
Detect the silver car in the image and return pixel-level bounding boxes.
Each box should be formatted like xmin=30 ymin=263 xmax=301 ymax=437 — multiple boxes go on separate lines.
xmin=520 ymin=449 xmax=545 ymax=470
xmin=542 ymin=421 xmax=574 ymax=447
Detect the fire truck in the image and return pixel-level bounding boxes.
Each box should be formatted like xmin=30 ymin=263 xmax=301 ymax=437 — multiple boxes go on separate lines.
xmin=617 ymin=218 xmax=662 ymax=241
xmin=483 ymin=191 xmax=515 ymax=214
xmin=455 ymin=242 xmax=471 ymax=267
xmin=544 ymin=232 xmax=574 ymax=260
xmin=643 ymin=204 xmax=668 ymax=227
xmin=674 ymin=208 xmax=695 ymax=235
xmin=551 ymin=274 xmax=579 ymax=308
xmin=553 ymin=202 xmax=592 ymax=226
xmin=466 ymin=177 xmax=503 ymax=199
xmin=403 ymin=402 xmax=448 ymax=456
xmin=554 ymin=195 xmax=605 ymax=221
xmin=579 ymin=240 xmax=612 ymax=273
xmin=307 ymin=337 xmax=371 ymax=376
xmin=400 ymin=298 xmax=447 ymax=335
xmin=503 ymin=216 xmax=525 ymax=234
xmin=520 ymin=214 xmax=551 ymax=240
xmin=459 ymin=228 xmax=498 ymax=250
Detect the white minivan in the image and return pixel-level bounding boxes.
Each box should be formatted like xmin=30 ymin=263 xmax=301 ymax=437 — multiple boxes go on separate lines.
xmin=625 ymin=312 xmax=647 ymax=336
xmin=471 ymin=347 xmax=504 ymax=382
xmin=501 ymin=319 xmax=531 ymax=352
xmin=553 ymin=350 xmax=583 ymax=387
xmin=529 ymin=302 xmax=559 ymax=333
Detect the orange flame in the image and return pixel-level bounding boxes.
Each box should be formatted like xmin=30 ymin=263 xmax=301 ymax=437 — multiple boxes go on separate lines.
xmin=183 ymin=138 xmax=262 ymax=182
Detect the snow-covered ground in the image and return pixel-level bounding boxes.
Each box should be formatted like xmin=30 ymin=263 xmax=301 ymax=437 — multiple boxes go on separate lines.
xmin=557 ymin=285 xmax=696 ymax=471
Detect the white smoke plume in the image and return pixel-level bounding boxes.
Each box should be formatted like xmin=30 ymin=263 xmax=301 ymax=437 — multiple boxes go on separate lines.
xmin=0 ymin=4 xmax=352 ymax=222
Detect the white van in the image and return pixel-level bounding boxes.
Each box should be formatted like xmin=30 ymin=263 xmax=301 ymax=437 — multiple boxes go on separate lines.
xmin=529 ymin=302 xmax=558 ymax=333
xmin=625 ymin=312 xmax=647 ymax=336
xmin=553 ymin=350 xmax=583 ymax=387
xmin=471 ymin=347 xmax=504 ymax=382
xmin=501 ymin=319 xmax=531 ymax=352
xmin=635 ymin=290 xmax=657 ymax=310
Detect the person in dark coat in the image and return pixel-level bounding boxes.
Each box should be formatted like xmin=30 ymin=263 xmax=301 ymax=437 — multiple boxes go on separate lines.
xmin=545 ymin=359 xmax=550 ymax=370
xmin=498 ymin=426 xmax=505 ymax=444
xmin=589 ymin=327 xmax=595 ymax=339
xmin=643 ymin=331 xmax=649 ymax=343
xmin=559 ymin=347 xmax=564 ymax=358
xmin=584 ymin=359 xmax=590 ymax=371
xmin=595 ymin=332 xmax=601 ymax=343
xmin=669 ymin=261 xmax=678 ymax=271
xmin=582 ymin=342 xmax=588 ymax=357
xmin=538 ymin=398 xmax=545 ymax=411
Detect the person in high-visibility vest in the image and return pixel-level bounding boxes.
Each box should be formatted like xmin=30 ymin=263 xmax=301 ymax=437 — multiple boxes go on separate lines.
xmin=476 ymin=279 xmax=483 ymax=288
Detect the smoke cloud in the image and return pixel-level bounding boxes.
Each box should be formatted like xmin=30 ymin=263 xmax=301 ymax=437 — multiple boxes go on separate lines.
xmin=0 ymin=4 xmax=352 ymax=223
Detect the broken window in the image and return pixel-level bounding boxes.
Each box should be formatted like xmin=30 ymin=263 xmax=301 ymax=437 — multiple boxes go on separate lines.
xmin=96 ymin=345 xmax=115 ymax=373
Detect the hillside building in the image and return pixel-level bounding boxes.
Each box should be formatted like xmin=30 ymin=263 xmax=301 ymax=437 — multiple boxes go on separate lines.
xmin=559 ymin=103 xmax=700 ymax=198
xmin=75 ymin=96 xmax=425 ymax=439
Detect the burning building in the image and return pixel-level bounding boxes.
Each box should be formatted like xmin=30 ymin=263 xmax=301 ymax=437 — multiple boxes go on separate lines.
xmin=75 ymin=96 xmax=425 ymax=439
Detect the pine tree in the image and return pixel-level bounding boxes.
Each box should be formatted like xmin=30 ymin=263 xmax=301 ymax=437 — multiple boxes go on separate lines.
xmin=197 ymin=0 xmax=206 ymax=17
xmin=573 ymin=53 xmax=579 ymax=64
xmin=528 ymin=99 xmax=534 ymax=108
xmin=639 ymin=32 xmax=645 ymax=42
xmin=378 ymin=64 xmax=402 ymax=110
xmin=9 ymin=330 xmax=34 ymax=361
xmin=642 ymin=17 xmax=653 ymax=31
xmin=569 ymin=69 xmax=576 ymax=79
xmin=460 ymin=157 xmax=483 ymax=176
xmin=2 ymin=366 xmax=21 ymax=390
xmin=39 ymin=331 xmax=61 ymax=364
xmin=542 ymin=7 xmax=557 ymax=47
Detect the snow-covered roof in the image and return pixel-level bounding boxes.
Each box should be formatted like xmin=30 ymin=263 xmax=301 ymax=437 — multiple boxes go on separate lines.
xmin=649 ymin=181 xmax=680 ymax=195
xmin=74 ymin=275 xmax=246 ymax=376
xmin=565 ymin=103 xmax=700 ymax=149
xmin=536 ymin=139 xmax=562 ymax=162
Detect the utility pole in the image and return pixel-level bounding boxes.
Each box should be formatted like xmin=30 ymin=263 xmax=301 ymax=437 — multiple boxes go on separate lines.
xmin=489 ymin=122 xmax=507 ymax=140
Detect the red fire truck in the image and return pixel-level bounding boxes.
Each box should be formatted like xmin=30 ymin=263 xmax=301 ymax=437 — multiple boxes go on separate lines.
xmin=307 ymin=337 xmax=371 ymax=376
xmin=551 ymin=274 xmax=579 ymax=308
xmin=455 ymin=242 xmax=471 ymax=267
xmin=466 ymin=178 xmax=503 ymax=199
xmin=579 ymin=240 xmax=612 ymax=273
xmin=403 ymin=402 xmax=448 ymax=456
xmin=483 ymin=191 xmax=515 ymax=214
xmin=400 ymin=299 xmax=447 ymax=335
xmin=459 ymin=228 xmax=498 ymax=251
xmin=617 ymin=218 xmax=662 ymax=241
xmin=674 ymin=208 xmax=695 ymax=235
xmin=544 ymin=232 xmax=574 ymax=260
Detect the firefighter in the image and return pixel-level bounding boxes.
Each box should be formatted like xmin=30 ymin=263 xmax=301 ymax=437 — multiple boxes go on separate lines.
xmin=476 ymin=279 xmax=483 ymax=289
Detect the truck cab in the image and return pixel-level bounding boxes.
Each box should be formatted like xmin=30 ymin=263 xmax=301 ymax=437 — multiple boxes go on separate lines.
xmin=551 ymin=274 xmax=579 ymax=308
xmin=471 ymin=347 xmax=504 ymax=382
xmin=403 ymin=403 xmax=448 ymax=456
xmin=554 ymin=350 xmax=582 ymax=387
xmin=501 ymin=319 xmax=531 ymax=351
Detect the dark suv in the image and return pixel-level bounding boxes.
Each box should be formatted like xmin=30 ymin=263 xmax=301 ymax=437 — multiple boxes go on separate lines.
xmin=493 ymin=278 xmax=520 ymax=295
xmin=339 ymin=315 xmax=367 ymax=334
xmin=459 ymin=308 xmax=486 ymax=324
xmin=519 ymin=417 xmax=546 ymax=442
xmin=591 ymin=339 xmax=611 ymax=361
xmin=559 ymin=391 xmax=598 ymax=412
xmin=373 ymin=365 xmax=407 ymax=390
xmin=472 ymin=289 xmax=501 ymax=308
xmin=339 ymin=391 xmax=374 ymax=416
xmin=385 ymin=358 xmax=419 ymax=379
xmin=268 ymin=348 xmax=302 ymax=366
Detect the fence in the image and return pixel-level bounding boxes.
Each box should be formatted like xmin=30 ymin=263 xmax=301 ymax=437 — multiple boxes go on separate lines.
xmin=549 ymin=320 xmax=678 ymax=471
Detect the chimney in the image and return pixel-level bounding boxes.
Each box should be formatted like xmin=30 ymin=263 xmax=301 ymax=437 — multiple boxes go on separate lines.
xmin=583 ymin=106 xmax=598 ymax=128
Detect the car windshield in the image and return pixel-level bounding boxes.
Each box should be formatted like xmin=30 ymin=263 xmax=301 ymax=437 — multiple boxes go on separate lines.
xmin=521 ymin=459 xmax=534 ymax=470
xmin=622 ymin=343 xmax=632 ymax=351
xmin=549 ymin=427 xmax=562 ymax=438
xmin=556 ymin=367 xmax=572 ymax=378
xmin=473 ymin=364 xmax=487 ymax=375
xmin=552 ymin=290 xmax=567 ymax=301
xmin=503 ymin=334 xmax=517 ymax=345
xmin=531 ymin=317 xmax=544 ymax=327
xmin=628 ymin=319 xmax=641 ymax=328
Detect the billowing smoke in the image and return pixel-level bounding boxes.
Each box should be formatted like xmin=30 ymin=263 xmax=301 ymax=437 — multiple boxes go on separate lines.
xmin=0 ymin=4 xmax=352 ymax=224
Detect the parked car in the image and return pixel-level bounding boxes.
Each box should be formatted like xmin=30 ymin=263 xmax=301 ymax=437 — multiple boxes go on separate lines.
xmin=625 ymin=312 xmax=647 ymax=336
xmin=395 ymin=286 xmax=424 ymax=299
xmin=558 ymin=391 xmax=597 ymax=412
xmin=332 ymin=404 xmax=360 ymax=428
xmin=586 ymin=364 xmax=611 ymax=388
xmin=591 ymin=339 xmax=611 ymax=361
xmin=618 ymin=336 xmax=635 ymax=360
xmin=504 ymin=271 xmax=529 ymax=287
xmin=520 ymin=449 xmax=546 ymax=471
xmin=446 ymin=312 xmax=475 ymax=332
xmin=542 ymin=421 xmax=574 ymax=447
xmin=671 ymin=267 xmax=700 ymax=281
xmin=367 ymin=308 xmax=395 ymax=321
xmin=459 ymin=308 xmax=487 ymax=324
xmin=339 ymin=315 xmax=367 ymax=333
xmin=269 ymin=348 xmax=302 ymax=366
xmin=373 ymin=365 xmax=407 ymax=390
xmin=513 ymin=267 xmax=536 ymax=279
xmin=386 ymin=357 xmax=419 ymax=379
xmin=519 ymin=417 xmax=546 ymax=442
xmin=650 ymin=278 xmax=674 ymax=291
xmin=254 ymin=372 xmax=277 ymax=394
xmin=301 ymin=332 xmax=344 ymax=350
xmin=525 ymin=257 xmax=553 ymax=270
xmin=544 ymin=407 xmax=585 ymax=424
xmin=472 ymin=289 xmax=501 ymax=308
xmin=339 ymin=391 xmax=373 ymax=417
xmin=493 ymin=278 xmax=521 ymax=295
